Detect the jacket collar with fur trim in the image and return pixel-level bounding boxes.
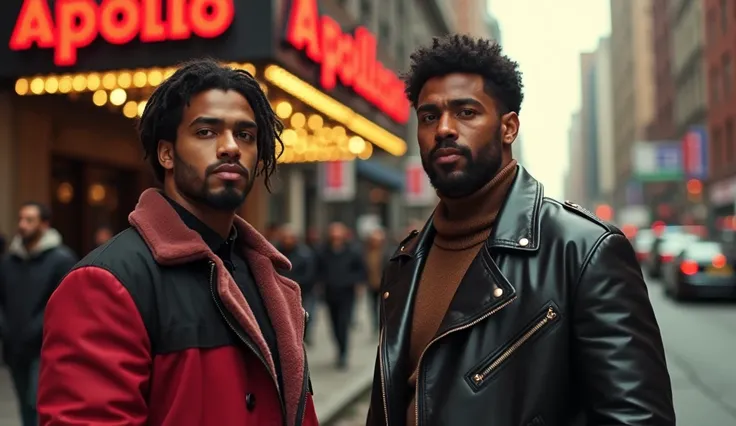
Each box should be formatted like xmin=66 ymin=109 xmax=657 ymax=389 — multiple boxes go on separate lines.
xmin=128 ymin=189 xmax=306 ymax=426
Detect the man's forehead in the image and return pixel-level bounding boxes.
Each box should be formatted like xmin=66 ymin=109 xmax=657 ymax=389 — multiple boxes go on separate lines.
xmin=419 ymin=73 xmax=485 ymax=100
xmin=185 ymin=89 xmax=255 ymax=120
xmin=19 ymin=206 xmax=40 ymax=216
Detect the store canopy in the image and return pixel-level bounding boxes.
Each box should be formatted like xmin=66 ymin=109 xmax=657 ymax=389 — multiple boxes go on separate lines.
xmin=356 ymin=159 xmax=404 ymax=191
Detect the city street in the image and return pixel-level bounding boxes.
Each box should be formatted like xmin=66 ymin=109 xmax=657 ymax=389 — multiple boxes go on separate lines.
xmin=0 ymin=278 xmax=735 ymax=426
xmin=331 ymin=277 xmax=736 ymax=426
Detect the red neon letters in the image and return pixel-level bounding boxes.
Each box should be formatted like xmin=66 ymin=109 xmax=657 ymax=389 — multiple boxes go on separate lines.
xmin=286 ymin=0 xmax=410 ymax=124
xmin=9 ymin=0 xmax=235 ymax=67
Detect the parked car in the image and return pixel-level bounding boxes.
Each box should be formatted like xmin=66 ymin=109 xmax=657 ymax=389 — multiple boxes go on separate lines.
xmin=647 ymin=231 xmax=700 ymax=278
xmin=662 ymin=240 xmax=736 ymax=300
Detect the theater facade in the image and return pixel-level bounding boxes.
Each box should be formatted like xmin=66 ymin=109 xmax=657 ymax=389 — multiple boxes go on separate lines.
xmin=0 ymin=0 xmax=409 ymax=255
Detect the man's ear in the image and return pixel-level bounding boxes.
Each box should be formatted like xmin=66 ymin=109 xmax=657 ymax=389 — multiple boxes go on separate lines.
xmin=158 ymin=140 xmax=174 ymax=171
xmin=500 ymin=112 xmax=520 ymax=146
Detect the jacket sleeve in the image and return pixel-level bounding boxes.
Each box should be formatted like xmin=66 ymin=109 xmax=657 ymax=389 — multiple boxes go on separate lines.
xmin=573 ymin=232 xmax=675 ymax=426
xmin=38 ymin=266 xmax=151 ymax=425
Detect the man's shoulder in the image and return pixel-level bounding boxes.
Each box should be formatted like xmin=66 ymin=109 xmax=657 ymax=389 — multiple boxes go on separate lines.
xmin=74 ymin=228 xmax=157 ymax=281
xmin=539 ymin=197 xmax=623 ymax=243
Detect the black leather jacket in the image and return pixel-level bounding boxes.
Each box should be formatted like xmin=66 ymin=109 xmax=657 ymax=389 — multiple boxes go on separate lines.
xmin=366 ymin=166 xmax=675 ymax=426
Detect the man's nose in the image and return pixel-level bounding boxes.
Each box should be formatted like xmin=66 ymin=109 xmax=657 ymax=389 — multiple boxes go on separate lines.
xmin=217 ymin=132 xmax=241 ymax=160
xmin=435 ymin=113 xmax=458 ymax=141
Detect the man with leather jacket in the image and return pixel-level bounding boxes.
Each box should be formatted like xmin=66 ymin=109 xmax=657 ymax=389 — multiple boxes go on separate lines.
xmin=365 ymin=34 xmax=675 ymax=426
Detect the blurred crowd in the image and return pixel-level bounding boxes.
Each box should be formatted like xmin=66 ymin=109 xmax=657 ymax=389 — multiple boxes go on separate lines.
xmin=266 ymin=220 xmax=420 ymax=369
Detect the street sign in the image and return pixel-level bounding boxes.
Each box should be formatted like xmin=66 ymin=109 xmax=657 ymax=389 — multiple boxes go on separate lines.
xmin=631 ymin=141 xmax=683 ymax=182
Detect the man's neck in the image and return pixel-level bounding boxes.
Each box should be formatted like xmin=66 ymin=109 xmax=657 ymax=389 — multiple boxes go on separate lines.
xmin=165 ymin=189 xmax=235 ymax=239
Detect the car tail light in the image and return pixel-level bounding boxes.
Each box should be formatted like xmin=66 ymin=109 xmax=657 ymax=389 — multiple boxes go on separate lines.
xmin=712 ymin=254 xmax=727 ymax=268
xmin=660 ymin=253 xmax=674 ymax=263
xmin=680 ymin=260 xmax=699 ymax=275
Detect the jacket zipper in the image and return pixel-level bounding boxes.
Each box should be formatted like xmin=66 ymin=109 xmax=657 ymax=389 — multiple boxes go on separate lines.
xmin=295 ymin=311 xmax=310 ymax=426
xmin=208 ymin=261 xmax=288 ymax=425
xmin=414 ymin=296 xmax=517 ymax=426
xmin=471 ymin=306 xmax=558 ymax=386
xmin=378 ymin=327 xmax=390 ymax=426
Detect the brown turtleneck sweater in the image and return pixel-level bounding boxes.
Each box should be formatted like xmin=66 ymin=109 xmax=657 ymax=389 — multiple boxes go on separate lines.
xmin=406 ymin=160 xmax=518 ymax=426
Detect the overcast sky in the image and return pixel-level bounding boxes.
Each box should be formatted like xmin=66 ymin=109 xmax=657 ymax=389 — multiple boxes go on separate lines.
xmin=489 ymin=0 xmax=611 ymax=199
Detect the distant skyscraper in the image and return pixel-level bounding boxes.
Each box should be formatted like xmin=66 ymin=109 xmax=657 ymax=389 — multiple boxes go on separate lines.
xmin=566 ymin=112 xmax=586 ymax=204
xmin=485 ymin=9 xmax=502 ymax=44
xmin=448 ymin=0 xmax=496 ymax=39
xmin=514 ymin=134 xmax=524 ymax=165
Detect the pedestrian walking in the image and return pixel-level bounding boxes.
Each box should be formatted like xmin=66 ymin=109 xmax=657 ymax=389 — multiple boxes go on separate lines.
xmin=0 ymin=202 xmax=77 ymax=426
xmin=318 ymin=222 xmax=366 ymax=369
xmin=277 ymin=224 xmax=318 ymax=345
xmin=37 ymin=59 xmax=318 ymax=426
xmin=366 ymin=34 xmax=675 ymax=426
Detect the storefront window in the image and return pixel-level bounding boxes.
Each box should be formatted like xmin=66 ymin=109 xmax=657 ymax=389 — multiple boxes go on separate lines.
xmin=52 ymin=156 xmax=139 ymax=256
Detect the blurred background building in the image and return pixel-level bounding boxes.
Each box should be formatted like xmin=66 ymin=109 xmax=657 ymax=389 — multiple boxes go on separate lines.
xmin=704 ymin=0 xmax=736 ymax=229
xmin=563 ymin=0 xmax=736 ymax=237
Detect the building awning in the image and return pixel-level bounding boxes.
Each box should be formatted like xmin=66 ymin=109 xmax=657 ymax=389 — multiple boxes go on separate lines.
xmin=356 ymin=159 xmax=404 ymax=191
xmin=12 ymin=63 xmax=408 ymax=164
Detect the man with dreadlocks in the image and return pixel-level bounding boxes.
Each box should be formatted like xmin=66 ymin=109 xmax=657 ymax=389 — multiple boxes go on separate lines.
xmin=365 ymin=35 xmax=675 ymax=426
xmin=37 ymin=59 xmax=319 ymax=426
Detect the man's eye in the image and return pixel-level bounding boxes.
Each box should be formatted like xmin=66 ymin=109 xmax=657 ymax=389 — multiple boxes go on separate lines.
xmin=458 ymin=109 xmax=476 ymax=117
xmin=421 ymin=114 xmax=437 ymax=122
xmin=238 ymin=133 xmax=255 ymax=141
xmin=196 ymin=129 xmax=214 ymax=137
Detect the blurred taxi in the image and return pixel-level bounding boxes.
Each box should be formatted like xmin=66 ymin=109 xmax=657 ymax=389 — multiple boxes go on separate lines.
xmin=662 ymin=240 xmax=736 ymax=300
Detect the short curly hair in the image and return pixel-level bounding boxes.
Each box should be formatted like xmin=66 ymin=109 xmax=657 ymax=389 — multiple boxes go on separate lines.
xmin=402 ymin=34 xmax=524 ymax=114
xmin=138 ymin=58 xmax=283 ymax=190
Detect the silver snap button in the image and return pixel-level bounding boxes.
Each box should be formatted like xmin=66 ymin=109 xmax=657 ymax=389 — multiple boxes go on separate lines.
xmin=493 ymin=288 xmax=504 ymax=298
xmin=518 ymin=237 xmax=529 ymax=247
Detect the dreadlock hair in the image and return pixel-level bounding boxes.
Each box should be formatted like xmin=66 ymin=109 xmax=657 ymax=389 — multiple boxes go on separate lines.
xmin=402 ymin=34 xmax=524 ymax=115
xmin=137 ymin=58 xmax=284 ymax=190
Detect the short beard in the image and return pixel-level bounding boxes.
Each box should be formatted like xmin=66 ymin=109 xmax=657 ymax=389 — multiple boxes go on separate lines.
xmin=422 ymin=124 xmax=503 ymax=198
xmin=173 ymin=153 xmax=254 ymax=211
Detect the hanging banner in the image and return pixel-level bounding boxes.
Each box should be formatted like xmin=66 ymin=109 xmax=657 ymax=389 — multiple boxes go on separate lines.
xmin=404 ymin=156 xmax=435 ymax=206
xmin=319 ymin=160 xmax=355 ymax=202
xmin=682 ymin=125 xmax=708 ymax=180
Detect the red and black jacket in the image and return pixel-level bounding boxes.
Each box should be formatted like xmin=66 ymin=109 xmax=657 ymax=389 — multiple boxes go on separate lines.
xmin=38 ymin=189 xmax=318 ymax=426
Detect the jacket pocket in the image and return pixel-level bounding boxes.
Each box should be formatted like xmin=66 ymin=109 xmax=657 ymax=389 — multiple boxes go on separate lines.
xmin=466 ymin=302 xmax=560 ymax=391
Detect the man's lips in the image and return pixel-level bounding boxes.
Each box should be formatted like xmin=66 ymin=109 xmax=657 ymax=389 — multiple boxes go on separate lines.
xmin=433 ymin=148 xmax=462 ymax=165
xmin=211 ymin=164 xmax=246 ymax=181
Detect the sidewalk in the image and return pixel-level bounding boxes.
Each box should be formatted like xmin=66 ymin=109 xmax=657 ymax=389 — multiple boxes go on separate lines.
xmin=308 ymin=293 xmax=378 ymax=423
xmin=0 ymin=294 xmax=378 ymax=425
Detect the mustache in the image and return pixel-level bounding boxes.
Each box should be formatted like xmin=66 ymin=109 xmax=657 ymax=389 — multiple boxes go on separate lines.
xmin=429 ymin=139 xmax=471 ymax=158
xmin=204 ymin=161 xmax=250 ymax=176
